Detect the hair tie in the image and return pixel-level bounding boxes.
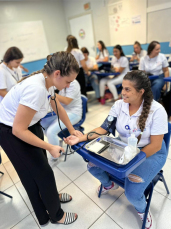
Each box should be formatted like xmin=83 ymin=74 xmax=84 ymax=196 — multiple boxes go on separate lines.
xmin=140 ymin=132 xmax=143 ymax=135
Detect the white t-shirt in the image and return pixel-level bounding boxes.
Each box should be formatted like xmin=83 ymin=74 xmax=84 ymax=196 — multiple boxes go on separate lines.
xmin=85 ymin=56 xmax=97 ymax=69
xmin=139 ymin=53 xmax=168 ymax=75
xmin=96 ymin=49 xmax=109 ymax=62
xmin=111 ymin=56 xmax=130 ymax=79
xmin=0 ymin=63 xmax=22 ymax=103
xmin=0 ymin=73 xmax=54 ymax=127
xmin=59 ymin=80 xmax=82 ymax=117
xmin=136 ymin=50 xmax=147 ymax=59
xmin=71 ymin=49 xmax=85 ymax=68
xmin=108 ymin=99 xmax=168 ymax=147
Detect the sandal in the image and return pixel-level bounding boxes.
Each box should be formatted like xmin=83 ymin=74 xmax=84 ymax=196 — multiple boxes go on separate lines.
xmin=59 ymin=193 xmax=72 ymax=203
xmin=51 ymin=212 xmax=78 ymax=225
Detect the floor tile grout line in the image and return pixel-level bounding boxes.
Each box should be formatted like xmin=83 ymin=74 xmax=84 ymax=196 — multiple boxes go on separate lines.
xmin=153 ymin=188 xmax=171 ymax=201
xmin=10 ymin=213 xmax=32 ymax=229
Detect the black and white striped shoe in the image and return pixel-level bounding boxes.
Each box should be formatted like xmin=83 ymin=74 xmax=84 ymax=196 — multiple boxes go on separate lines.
xmin=59 ymin=193 xmax=72 ymax=203
xmin=63 ymin=212 xmax=78 ymax=225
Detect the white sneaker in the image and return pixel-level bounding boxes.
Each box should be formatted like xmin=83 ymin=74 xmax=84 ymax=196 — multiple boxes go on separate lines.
xmin=96 ymin=181 xmax=119 ymax=195
xmin=138 ymin=210 xmax=155 ymax=229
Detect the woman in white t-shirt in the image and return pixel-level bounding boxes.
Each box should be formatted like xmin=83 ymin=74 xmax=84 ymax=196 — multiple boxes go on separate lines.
xmin=64 ymin=70 xmax=168 ymax=229
xmin=0 ymin=52 xmax=82 ymax=226
xmin=100 ymin=45 xmax=129 ymax=104
xmin=41 ymin=80 xmax=82 ymax=160
xmin=130 ymin=41 xmax=147 ymax=63
xmin=139 ymin=41 xmax=169 ymax=101
xmin=0 ymin=47 xmax=24 ymax=103
xmin=96 ymin=40 xmax=109 ymax=63
xmin=66 ymin=36 xmax=89 ymax=97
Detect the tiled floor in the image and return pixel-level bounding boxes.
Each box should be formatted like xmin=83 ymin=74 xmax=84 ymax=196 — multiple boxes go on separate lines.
xmin=0 ymin=97 xmax=171 ymax=229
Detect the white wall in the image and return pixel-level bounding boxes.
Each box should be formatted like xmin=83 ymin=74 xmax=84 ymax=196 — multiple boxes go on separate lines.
xmin=0 ymin=0 xmax=68 ymax=55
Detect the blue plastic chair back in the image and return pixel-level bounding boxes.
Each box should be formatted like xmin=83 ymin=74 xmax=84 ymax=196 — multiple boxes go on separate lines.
xmin=164 ymin=122 xmax=171 ymax=153
xmin=73 ymin=95 xmax=87 ymax=128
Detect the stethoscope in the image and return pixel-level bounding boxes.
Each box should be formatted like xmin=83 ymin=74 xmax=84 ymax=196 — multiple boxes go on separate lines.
xmin=6 ymin=65 xmax=19 ymax=82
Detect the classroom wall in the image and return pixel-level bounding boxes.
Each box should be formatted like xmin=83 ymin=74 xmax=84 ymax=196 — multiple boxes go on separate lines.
xmin=0 ymin=0 xmax=68 ymax=73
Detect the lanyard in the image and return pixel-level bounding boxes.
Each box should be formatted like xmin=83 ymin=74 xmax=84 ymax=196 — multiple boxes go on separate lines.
xmin=6 ymin=65 xmax=19 ymax=82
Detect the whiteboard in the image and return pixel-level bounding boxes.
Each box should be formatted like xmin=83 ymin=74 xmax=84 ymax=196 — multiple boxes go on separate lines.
xmin=0 ymin=21 xmax=49 ymax=63
xmin=69 ymin=14 xmax=95 ymax=57
xmin=108 ymin=0 xmax=147 ymax=45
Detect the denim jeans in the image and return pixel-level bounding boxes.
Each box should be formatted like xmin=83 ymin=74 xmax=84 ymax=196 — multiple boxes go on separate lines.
xmin=88 ymin=140 xmax=167 ymax=213
xmin=85 ymin=74 xmax=100 ymax=98
xmin=41 ymin=113 xmax=81 ymax=146
xmin=150 ymin=73 xmax=164 ymax=101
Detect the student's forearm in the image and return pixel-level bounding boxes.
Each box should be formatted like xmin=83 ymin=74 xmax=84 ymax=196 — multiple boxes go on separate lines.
xmin=0 ymin=89 xmax=7 ymax=98
xmin=164 ymin=70 xmax=169 ymax=78
xmin=55 ymin=94 xmax=72 ymax=105
xmin=13 ymin=129 xmax=53 ymax=151
xmin=141 ymin=144 xmax=161 ymax=158
xmin=78 ymin=127 xmax=107 ymax=142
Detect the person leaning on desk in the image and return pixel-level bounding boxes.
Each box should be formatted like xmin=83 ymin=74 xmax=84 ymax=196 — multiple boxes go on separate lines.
xmin=64 ymin=70 xmax=168 ymax=229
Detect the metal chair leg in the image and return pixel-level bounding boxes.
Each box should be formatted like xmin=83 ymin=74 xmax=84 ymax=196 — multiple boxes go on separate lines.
xmin=64 ymin=145 xmax=69 ymax=162
xmin=0 ymin=171 xmax=4 ymax=175
xmin=159 ymin=172 xmax=170 ymax=194
xmin=98 ymin=184 xmax=103 ymax=198
xmin=0 ymin=191 xmax=13 ymax=199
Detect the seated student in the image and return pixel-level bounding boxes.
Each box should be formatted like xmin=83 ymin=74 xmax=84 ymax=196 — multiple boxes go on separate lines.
xmin=66 ymin=36 xmax=90 ymax=97
xmin=96 ymin=40 xmax=109 ymax=63
xmin=81 ymin=47 xmax=100 ymax=100
xmin=41 ymin=80 xmax=82 ymax=160
xmin=139 ymin=40 xmax=169 ymax=101
xmin=130 ymin=41 xmax=147 ymax=63
xmin=0 ymin=46 xmax=24 ymax=103
xmin=64 ymin=70 xmax=168 ymax=229
xmin=99 ymin=45 xmax=129 ymax=105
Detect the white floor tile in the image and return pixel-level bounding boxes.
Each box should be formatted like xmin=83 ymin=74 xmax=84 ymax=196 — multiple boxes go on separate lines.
xmin=89 ymin=213 xmax=121 ymax=229
xmin=168 ymin=146 xmax=171 ymax=160
xmin=3 ymin=160 xmax=20 ymax=184
xmin=12 ymin=214 xmax=39 ymax=229
xmin=57 ymin=153 xmax=87 ymax=181
xmin=0 ymin=164 xmax=13 ymax=192
xmin=0 ymin=185 xmax=30 ymax=229
xmin=74 ymin=171 xmax=124 ymax=211
xmin=154 ymin=158 xmax=171 ymax=200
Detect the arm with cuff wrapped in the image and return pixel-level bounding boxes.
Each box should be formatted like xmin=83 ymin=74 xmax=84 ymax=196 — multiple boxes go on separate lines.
xmin=64 ymin=115 xmax=117 ymax=145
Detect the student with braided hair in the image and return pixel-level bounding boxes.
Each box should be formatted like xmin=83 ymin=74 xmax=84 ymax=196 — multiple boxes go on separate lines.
xmin=0 ymin=52 xmax=82 ymax=227
xmin=64 ymin=70 xmax=168 ymax=229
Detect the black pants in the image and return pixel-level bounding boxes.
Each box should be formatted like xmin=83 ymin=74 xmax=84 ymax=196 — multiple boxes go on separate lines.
xmin=0 ymin=122 xmax=64 ymax=225
xmin=77 ymin=67 xmax=87 ymax=96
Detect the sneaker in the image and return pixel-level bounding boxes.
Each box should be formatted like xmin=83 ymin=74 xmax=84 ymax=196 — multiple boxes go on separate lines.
xmin=138 ymin=210 xmax=155 ymax=229
xmin=96 ymin=181 xmax=119 ymax=195
xmin=101 ymin=98 xmax=105 ymax=105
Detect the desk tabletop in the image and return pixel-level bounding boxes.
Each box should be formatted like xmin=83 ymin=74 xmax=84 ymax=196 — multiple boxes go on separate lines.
xmin=97 ymin=61 xmax=111 ymax=66
xmin=72 ymin=142 xmax=146 ymax=179
xmin=164 ymin=77 xmax=171 ymax=82
xmin=94 ymin=71 xmax=120 ymax=76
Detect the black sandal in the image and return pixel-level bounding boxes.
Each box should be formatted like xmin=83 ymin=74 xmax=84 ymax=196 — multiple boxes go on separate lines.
xmin=59 ymin=193 xmax=72 ymax=203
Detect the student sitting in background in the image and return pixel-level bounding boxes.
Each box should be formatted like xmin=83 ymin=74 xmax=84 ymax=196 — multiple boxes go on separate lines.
xmin=41 ymin=80 xmax=82 ymax=161
xmin=139 ymin=40 xmax=169 ymax=101
xmin=130 ymin=41 xmax=147 ymax=63
xmin=96 ymin=40 xmax=109 ymax=63
xmin=66 ymin=36 xmax=90 ymax=97
xmin=81 ymin=47 xmax=100 ymax=101
xmin=64 ymin=71 xmax=168 ymax=229
xmin=0 ymin=46 xmax=24 ymax=103
xmin=99 ymin=45 xmax=129 ymax=105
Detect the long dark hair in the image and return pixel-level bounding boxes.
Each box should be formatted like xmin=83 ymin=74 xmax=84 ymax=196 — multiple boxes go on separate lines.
xmin=19 ymin=51 xmax=79 ymax=82
xmin=98 ymin=40 xmax=107 ymax=57
xmin=147 ymin=41 xmax=160 ymax=55
xmin=114 ymin=45 xmax=125 ymax=56
xmin=123 ymin=70 xmax=153 ymax=143
xmin=3 ymin=47 xmax=24 ymax=63
xmin=66 ymin=36 xmax=79 ymax=53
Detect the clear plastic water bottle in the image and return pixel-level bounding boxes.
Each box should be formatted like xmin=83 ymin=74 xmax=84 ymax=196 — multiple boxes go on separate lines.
xmin=128 ymin=133 xmax=138 ymax=149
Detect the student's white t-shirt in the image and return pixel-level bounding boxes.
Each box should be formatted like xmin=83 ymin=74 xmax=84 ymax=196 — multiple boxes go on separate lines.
xmin=139 ymin=53 xmax=168 ymax=75
xmin=111 ymin=56 xmax=130 ymax=79
xmin=85 ymin=56 xmax=97 ymax=69
xmin=59 ymin=80 xmax=82 ymax=117
xmin=97 ymin=49 xmax=109 ymax=62
xmin=0 ymin=63 xmax=23 ymax=103
xmin=0 ymin=73 xmax=54 ymax=127
xmin=71 ymin=49 xmax=85 ymax=68
xmin=108 ymin=99 xmax=168 ymax=147
xmin=136 ymin=50 xmax=147 ymax=59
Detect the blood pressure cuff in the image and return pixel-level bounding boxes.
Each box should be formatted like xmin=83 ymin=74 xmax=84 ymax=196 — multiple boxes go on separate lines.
xmin=100 ymin=115 xmax=117 ymax=135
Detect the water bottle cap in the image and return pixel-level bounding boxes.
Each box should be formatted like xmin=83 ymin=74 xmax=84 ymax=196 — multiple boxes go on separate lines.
xmin=131 ymin=133 xmax=135 ymax=137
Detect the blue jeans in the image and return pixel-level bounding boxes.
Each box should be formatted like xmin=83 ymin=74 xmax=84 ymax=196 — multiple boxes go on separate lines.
xmin=151 ymin=73 xmax=164 ymax=101
xmin=41 ymin=113 xmax=81 ymax=145
xmin=86 ymin=74 xmax=100 ymax=98
xmin=88 ymin=140 xmax=167 ymax=213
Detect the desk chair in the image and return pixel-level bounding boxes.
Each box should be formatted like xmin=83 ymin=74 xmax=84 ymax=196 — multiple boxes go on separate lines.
xmin=58 ymin=95 xmax=88 ymax=161
xmin=0 ymin=153 xmax=13 ymax=199
xmin=98 ymin=123 xmax=171 ymax=229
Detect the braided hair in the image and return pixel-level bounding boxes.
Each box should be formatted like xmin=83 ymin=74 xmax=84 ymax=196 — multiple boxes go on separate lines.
xmin=19 ymin=51 xmax=79 ymax=82
xmin=124 ymin=70 xmax=153 ymax=143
